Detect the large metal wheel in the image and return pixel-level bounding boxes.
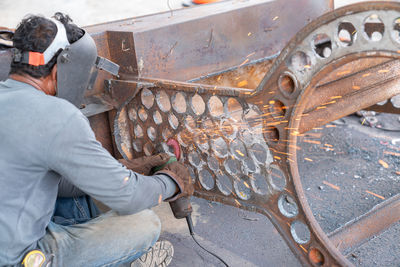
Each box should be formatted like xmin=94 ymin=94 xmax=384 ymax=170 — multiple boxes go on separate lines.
xmin=114 ymin=2 xmax=400 ymax=265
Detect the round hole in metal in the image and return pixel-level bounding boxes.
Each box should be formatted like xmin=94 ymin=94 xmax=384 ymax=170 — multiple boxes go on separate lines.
xmin=138 ymin=107 xmax=148 ymax=121
xmin=338 ymin=21 xmax=357 ymax=46
xmin=221 ymin=119 xmax=237 ymax=139
xmin=184 ymin=115 xmax=196 ymax=132
xmin=309 ymin=248 xmax=325 ymax=266
xmin=211 ymin=137 xmax=228 ymax=158
xmin=290 ymin=220 xmax=311 ymax=245
xmin=191 ymin=94 xmax=205 ymax=116
xmin=264 ymin=126 xmax=279 ymax=144
xmin=132 ymin=139 xmax=142 ymax=152
xmin=143 ymin=142 xmax=154 ymax=156
xmin=234 ymin=177 xmax=252 ymax=200
xmin=188 ymin=151 xmax=202 ymax=168
xmin=250 ymin=143 xmax=268 ymax=164
xmin=208 ymin=96 xmax=224 ymax=117
xmin=147 ymin=126 xmax=156 ymax=141
xmin=230 ymin=139 xmax=247 ymax=160
xmin=128 ymin=108 xmax=137 ymax=121
xmin=250 ymin=172 xmax=269 ymax=195
xmin=269 ymin=99 xmax=286 ymax=118
xmin=177 ymin=129 xmax=192 ymax=147
xmin=172 ymin=92 xmax=187 ymax=113
xmin=207 ymin=156 xmax=219 ymax=171
xmin=278 ymin=73 xmax=296 ymax=96
xmin=312 ymin=33 xmax=332 ymax=58
xmin=391 ymin=94 xmax=400 ymax=108
xmin=162 ymin=128 xmax=172 ymax=141
xmin=278 ymin=194 xmax=298 ymax=218
xmin=363 ymin=14 xmax=384 ymax=41
xmin=289 ymin=51 xmax=311 ymax=72
xmin=156 ymin=91 xmax=171 ymax=112
xmin=134 ymin=124 xmax=144 ymax=138
xmin=224 ymin=157 xmax=240 ymax=176
xmin=227 ymin=98 xmax=243 ymax=122
xmin=216 ymin=171 xmax=232 ymax=196
xmin=141 ymin=88 xmax=154 ymax=109
xmin=269 ymin=164 xmax=287 ymax=191
xmin=168 ymin=113 xmax=179 ymax=130
xmin=243 ymin=157 xmax=257 ymax=173
xmin=153 ymin=110 xmax=163 ymax=125
xmin=199 ymin=168 xmax=215 ymax=190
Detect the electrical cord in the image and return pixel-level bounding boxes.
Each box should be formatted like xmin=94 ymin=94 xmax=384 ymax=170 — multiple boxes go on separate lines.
xmin=185 ymin=216 xmax=229 ymax=267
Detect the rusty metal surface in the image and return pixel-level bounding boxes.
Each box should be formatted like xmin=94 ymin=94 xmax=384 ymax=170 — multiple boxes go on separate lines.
xmin=84 ymin=0 xmax=332 ymax=82
xmin=111 ymin=2 xmax=400 ymax=266
xmin=328 ymin=194 xmax=400 ymax=255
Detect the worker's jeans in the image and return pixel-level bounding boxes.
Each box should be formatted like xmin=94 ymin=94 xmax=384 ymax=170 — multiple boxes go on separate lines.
xmin=36 ymin=196 xmax=161 ymax=267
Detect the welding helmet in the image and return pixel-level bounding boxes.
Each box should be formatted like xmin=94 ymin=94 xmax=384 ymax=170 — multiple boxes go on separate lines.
xmin=12 ymin=18 xmax=118 ymax=107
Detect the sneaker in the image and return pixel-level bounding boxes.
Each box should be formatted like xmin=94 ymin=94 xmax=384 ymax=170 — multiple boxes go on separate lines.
xmin=131 ymin=240 xmax=174 ymax=267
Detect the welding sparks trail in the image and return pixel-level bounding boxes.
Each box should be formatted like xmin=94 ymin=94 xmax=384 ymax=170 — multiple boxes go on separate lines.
xmin=365 ymin=190 xmax=385 ymax=200
xmin=322 ymin=181 xmax=340 ymax=191
xmin=378 ymin=159 xmax=389 ymax=168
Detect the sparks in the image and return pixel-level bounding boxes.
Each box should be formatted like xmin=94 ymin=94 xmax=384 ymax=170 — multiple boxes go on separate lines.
xmin=337 ymin=70 xmax=351 ymax=76
xmin=365 ymin=190 xmax=385 ymax=200
xmin=239 ymin=58 xmax=249 ymax=67
xmin=273 ymin=16 xmax=279 ymax=21
xmin=248 ymin=32 xmax=252 ymax=36
xmin=378 ymin=159 xmax=389 ymax=168
xmin=299 ymin=245 xmax=308 ymax=253
xmin=352 ymin=85 xmax=360 ymax=90
xmin=304 ymin=157 xmax=313 ymax=162
xmin=303 ymin=139 xmax=321 ymax=145
xmin=237 ymin=80 xmax=248 ymax=87
xmin=331 ymin=96 xmax=342 ymax=99
xmin=236 ymin=150 xmax=245 ymax=157
xmin=384 ymin=151 xmax=400 ymax=157
xmin=322 ymin=181 xmax=340 ymax=191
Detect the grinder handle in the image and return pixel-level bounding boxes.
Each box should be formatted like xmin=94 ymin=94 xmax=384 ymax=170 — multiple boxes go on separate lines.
xmin=170 ymin=196 xmax=192 ymax=219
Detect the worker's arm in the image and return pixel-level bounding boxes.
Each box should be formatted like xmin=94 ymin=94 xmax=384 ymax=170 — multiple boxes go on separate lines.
xmin=58 ymin=176 xmax=86 ymax=197
xmin=46 ymin=111 xmax=177 ymax=215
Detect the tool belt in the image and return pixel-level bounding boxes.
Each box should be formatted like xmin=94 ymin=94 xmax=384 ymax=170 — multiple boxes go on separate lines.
xmin=22 ymin=250 xmax=52 ymax=267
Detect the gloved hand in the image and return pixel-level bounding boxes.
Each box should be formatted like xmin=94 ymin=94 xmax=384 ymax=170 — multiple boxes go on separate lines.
xmin=119 ymin=153 xmax=170 ymax=175
xmin=155 ymin=161 xmax=194 ymax=201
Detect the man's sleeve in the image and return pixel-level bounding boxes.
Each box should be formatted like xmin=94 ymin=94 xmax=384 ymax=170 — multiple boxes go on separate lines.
xmin=46 ymin=111 xmax=177 ymax=215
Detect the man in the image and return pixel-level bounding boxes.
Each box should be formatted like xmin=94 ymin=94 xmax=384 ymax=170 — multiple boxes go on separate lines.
xmin=0 ymin=13 xmax=193 ymax=267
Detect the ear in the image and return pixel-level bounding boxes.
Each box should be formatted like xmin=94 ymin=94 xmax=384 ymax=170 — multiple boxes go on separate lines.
xmin=51 ymin=64 xmax=57 ymax=82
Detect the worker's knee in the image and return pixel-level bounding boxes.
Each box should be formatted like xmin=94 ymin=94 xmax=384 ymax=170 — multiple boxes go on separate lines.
xmin=124 ymin=209 xmax=161 ymax=248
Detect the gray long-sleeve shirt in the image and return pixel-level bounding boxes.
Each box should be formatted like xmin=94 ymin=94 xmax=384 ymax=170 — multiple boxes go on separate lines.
xmin=0 ymin=79 xmax=177 ymax=265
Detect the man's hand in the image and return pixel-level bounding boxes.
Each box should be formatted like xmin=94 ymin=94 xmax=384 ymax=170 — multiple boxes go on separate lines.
xmin=119 ymin=153 xmax=170 ymax=175
xmin=155 ymin=161 xmax=194 ymax=201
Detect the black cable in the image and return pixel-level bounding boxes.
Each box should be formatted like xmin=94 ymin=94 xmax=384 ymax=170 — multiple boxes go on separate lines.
xmin=185 ymin=216 xmax=229 ymax=267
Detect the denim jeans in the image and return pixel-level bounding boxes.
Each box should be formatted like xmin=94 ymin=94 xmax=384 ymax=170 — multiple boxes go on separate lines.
xmin=36 ymin=196 xmax=161 ymax=267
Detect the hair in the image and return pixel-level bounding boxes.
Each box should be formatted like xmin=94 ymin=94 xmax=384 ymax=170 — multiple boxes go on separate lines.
xmin=10 ymin=12 xmax=84 ymax=78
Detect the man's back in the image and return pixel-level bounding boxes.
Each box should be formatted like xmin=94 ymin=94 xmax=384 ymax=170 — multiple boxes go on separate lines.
xmin=0 ymin=79 xmax=75 ymax=264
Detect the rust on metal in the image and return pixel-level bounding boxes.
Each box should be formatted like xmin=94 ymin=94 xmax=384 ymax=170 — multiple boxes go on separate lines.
xmin=329 ymin=194 xmax=400 ymax=255
xmin=5 ymin=0 xmax=400 ymax=266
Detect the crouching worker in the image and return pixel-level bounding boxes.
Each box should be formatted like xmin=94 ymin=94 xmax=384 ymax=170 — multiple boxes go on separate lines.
xmin=0 ymin=13 xmax=193 ymax=267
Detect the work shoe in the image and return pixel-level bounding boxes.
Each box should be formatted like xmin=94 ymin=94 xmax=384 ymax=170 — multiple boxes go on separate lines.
xmin=131 ymin=240 xmax=174 ymax=267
